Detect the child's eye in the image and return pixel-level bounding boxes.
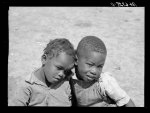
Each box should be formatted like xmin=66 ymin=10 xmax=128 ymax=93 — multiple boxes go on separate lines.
xmin=56 ymin=66 xmax=63 ymax=70
xmin=97 ymin=65 xmax=103 ymax=68
xmin=87 ymin=63 xmax=93 ymax=67
xmin=64 ymin=70 xmax=72 ymax=75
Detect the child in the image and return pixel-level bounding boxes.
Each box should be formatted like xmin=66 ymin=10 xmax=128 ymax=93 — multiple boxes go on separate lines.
xmin=9 ymin=38 xmax=76 ymax=106
xmin=71 ymin=36 xmax=136 ymax=107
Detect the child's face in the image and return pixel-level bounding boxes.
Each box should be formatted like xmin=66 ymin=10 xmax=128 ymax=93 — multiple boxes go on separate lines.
xmin=76 ymin=50 xmax=106 ymax=82
xmin=42 ymin=52 xmax=74 ymax=84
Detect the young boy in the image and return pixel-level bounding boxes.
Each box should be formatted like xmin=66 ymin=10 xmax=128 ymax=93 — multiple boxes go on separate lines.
xmin=71 ymin=36 xmax=136 ymax=107
xmin=9 ymin=38 xmax=75 ymax=106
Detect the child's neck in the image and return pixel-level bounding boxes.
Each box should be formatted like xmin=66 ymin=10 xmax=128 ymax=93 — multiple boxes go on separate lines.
xmin=77 ymin=78 xmax=96 ymax=88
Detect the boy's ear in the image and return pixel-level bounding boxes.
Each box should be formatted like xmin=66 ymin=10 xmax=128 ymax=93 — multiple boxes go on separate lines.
xmin=41 ymin=54 xmax=48 ymax=65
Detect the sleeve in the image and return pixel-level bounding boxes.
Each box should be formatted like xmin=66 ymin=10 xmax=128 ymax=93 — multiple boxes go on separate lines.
xmin=8 ymin=82 xmax=32 ymax=106
xmin=102 ymin=73 xmax=130 ymax=106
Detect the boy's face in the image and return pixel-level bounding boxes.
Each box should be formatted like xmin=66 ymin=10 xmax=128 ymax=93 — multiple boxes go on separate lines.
xmin=76 ymin=50 xmax=106 ymax=82
xmin=42 ymin=52 xmax=74 ymax=84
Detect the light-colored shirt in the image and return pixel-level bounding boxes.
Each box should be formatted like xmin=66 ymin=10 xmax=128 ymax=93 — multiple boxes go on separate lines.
xmin=72 ymin=72 xmax=130 ymax=107
xmin=8 ymin=69 xmax=72 ymax=106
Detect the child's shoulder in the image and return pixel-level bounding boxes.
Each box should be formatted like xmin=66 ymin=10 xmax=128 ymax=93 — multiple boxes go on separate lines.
xmin=17 ymin=69 xmax=37 ymax=90
xmin=99 ymin=72 xmax=118 ymax=85
xmin=100 ymin=72 xmax=114 ymax=81
xmin=24 ymin=68 xmax=41 ymax=85
xmin=19 ymin=77 xmax=33 ymax=89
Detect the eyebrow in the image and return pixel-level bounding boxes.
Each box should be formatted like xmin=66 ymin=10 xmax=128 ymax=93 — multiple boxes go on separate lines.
xmin=86 ymin=61 xmax=95 ymax=65
xmin=98 ymin=64 xmax=104 ymax=66
xmin=87 ymin=61 xmax=104 ymax=66
xmin=66 ymin=64 xmax=74 ymax=70
xmin=55 ymin=63 xmax=74 ymax=70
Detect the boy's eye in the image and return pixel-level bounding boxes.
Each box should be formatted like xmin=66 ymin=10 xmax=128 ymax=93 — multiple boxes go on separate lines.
xmin=86 ymin=63 xmax=93 ymax=67
xmin=97 ymin=65 xmax=103 ymax=68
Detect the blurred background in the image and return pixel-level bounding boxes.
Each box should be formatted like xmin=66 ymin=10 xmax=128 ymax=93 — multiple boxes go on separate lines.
xmin=8 ymin=7 xmax=144 ymax=107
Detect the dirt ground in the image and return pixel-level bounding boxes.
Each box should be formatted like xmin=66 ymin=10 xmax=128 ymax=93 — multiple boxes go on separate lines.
xmin=8 ymin=7 xmax=144 ymax=107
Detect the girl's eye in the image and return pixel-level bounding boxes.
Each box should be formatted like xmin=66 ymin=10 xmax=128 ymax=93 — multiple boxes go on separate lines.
xmin=56 ymin=66 xmax=63 ymax=70
xmin=64 ymin=70 xmax=72 ymax=74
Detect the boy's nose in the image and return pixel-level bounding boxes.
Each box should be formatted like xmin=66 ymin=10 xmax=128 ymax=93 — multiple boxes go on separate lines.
xmin=90 ymin=67 xmax=97 ymax=75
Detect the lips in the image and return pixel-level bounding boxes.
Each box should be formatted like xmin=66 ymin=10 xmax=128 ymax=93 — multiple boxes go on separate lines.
xmin=86 ymin=75 xmax=95 ymax=80
xmin=54 ymin=77 xmax=61 ymax=81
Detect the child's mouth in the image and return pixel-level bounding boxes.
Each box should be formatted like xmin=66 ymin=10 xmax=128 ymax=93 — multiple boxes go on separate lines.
xmin=54 ymin=77 xmax=61 ymax=81
xmin=86 ymin=75 xmax=95 ymax=81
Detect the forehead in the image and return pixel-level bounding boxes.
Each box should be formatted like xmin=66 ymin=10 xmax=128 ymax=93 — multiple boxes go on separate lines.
xmin=80 ymin=50 xmax=106 ymax=64
xmin=52 ymin=52 xmax=74 ymax=68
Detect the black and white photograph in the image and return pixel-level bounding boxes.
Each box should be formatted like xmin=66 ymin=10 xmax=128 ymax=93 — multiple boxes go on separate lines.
xmin=8 ymin=7 xmax=144 ymax=107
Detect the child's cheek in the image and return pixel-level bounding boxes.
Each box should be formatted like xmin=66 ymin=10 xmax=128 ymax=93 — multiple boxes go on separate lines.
xmin=81 ymin=65 xmax=90 ymax=73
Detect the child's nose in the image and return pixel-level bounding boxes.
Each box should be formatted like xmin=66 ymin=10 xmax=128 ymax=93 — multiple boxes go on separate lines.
xmin=90 ymin=67 xmax=97 ymax=75
xmin=58 ymin=71 xmax=65 ymax=78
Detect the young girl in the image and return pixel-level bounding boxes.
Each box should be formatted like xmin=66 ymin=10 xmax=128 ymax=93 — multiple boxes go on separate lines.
xmin=9 ymin=38 xmax=75 ymax=106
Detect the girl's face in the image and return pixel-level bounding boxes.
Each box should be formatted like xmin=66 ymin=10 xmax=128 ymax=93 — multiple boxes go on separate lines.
xmin=76 ymin=50 xmax=106 ymax=82
xmin=42 ymin=52 xmax=74 ymax=84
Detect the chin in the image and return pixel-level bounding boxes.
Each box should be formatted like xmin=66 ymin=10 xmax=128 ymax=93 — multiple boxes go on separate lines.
xmin=82 ymin=78 xmax=90 ymax=82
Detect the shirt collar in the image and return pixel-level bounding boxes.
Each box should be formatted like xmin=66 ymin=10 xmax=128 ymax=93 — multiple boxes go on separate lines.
xmin=25 ymin=68 xmax=47 ymax=87
xmin=25 ymin=68 xmax=74 ymax=87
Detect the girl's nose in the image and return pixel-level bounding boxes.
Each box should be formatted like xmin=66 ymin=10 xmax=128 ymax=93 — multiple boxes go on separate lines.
xmin=58 ymin=71 xmax=65 ymax=78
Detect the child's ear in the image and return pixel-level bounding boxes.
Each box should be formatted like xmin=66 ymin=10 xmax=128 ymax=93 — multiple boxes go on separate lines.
xmin=41 ymin=54 xmax=48 ymax=66
xmin=75 ymin=55 xmax=78 ymax=65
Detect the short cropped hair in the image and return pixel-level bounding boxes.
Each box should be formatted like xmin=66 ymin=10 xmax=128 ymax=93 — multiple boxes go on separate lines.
xmin=77 ymin=36 xmax=107 ymax=57
xmin=43 ymin=38 xmax=75 ymax=59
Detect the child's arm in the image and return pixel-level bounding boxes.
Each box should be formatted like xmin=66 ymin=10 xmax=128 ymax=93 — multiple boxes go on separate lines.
xmin=8 ymin=82 xmax=31 ymax=106
xmin=102 ymin=73 xmax=136 ymax=107
xmin=120 ymin=99 xmax=136 ymax=107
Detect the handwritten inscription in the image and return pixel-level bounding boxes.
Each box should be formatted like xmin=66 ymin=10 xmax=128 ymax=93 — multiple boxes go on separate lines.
xmin=110 ymin=2 xmax=137 ymax=7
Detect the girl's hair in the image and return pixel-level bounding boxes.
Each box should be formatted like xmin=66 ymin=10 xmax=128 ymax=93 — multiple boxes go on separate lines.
xmin=43 ymin=38 xmax=75 ymax=59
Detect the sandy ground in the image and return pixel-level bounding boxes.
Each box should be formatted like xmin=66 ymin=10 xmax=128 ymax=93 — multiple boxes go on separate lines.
xmin=8 ymin=7 xmax=144 ymax=107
